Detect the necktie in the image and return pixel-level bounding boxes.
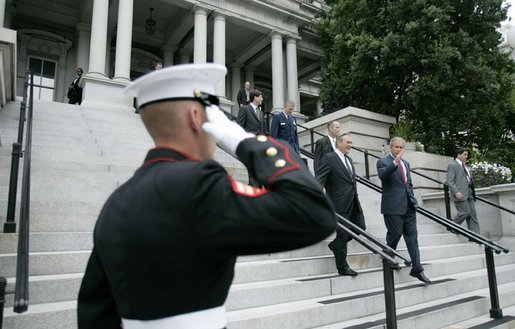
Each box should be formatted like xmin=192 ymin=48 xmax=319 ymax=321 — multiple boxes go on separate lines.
xmin=398 ymin=160 xmax=407 ymax=184
xmin=344 ymin=155 xmax=353 ymax=175
xmin=462 ymin=163 xmax=471 ymax=184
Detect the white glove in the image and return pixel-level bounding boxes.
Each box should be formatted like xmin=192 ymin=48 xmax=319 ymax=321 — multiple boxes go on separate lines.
xmin=202 ymin=105 xmax=254 ymax=157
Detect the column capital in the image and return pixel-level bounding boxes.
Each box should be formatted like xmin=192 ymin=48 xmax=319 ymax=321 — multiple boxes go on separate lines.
xmin=192 ymin=5 xmax=208 ymax=16
xmin=270 ymin=31 xmax=283 ymax=40
xmin=213 ymin=12 xmax=226 ymax=21
xmin=230 ymin=61 xmax=242 ymax=69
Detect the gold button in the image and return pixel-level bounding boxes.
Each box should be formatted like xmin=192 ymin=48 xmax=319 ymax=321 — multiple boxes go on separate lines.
xmin=275 ymin=159 xmax=286 ymax=168
xmin=266 ymin=147 xmax=278 ymax=157
xmin=257 ymin=135 xmax=267 ymax=142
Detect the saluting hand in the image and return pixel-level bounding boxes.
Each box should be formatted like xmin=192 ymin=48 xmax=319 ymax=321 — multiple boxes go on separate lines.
xmin=203 ymin=105 xmax=254 ymax=158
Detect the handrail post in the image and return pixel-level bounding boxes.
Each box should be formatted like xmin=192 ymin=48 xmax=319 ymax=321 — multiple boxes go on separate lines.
xmin=364 ymin=150 xmax=370 ymax=179
xmin=0 ymin=276 xmax=6 ymax=329
xmin=443 ymin=185 xmax=452 ymax=220
xmin=383 ymin=258 xmax=397 ymax=329
xmin=4 ymin=143 xmax=22 ymax=233
xmin=310 ymin=129 xmax=315 ymax=154
xmin=485 ymin=247 xmax=503 ymax=318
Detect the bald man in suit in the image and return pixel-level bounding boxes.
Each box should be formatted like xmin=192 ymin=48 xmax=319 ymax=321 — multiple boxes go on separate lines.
xmin=317 ymin=133 xmax=365 ymax=276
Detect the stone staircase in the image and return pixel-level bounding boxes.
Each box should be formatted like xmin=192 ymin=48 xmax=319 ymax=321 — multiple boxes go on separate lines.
xmin=1 ymin=100 xmax=514 ymax=329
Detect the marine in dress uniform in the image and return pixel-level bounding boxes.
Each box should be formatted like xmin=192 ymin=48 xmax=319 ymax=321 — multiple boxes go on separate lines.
xmin=77 ymin=64 xmax=336 ymax=329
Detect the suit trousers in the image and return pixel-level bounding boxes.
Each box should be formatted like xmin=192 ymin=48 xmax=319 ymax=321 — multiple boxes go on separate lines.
xmin=331 ymin=198 xmax=366 ymax=270
xmin=383 ymin=204 xmax=423 ymax=275
xmin=453 ymin=187 xmax=480 ymax=234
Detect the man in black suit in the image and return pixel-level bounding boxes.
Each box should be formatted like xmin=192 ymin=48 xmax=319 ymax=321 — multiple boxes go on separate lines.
xmin=236 ymin=89 xmax=265 ymax=135
xmin=68 ymin=67 xmax=83 ymax=105
xmin=270 ymin=100 xmax=299 ymax=154
xmin=314 ymin=121 xmax=340 ymax=174
xmin=316 ymin=133 xmax=366 ymax=276
xmin=236 ymin=81 xmax=251 ymax=108
xmin=77 ymin=63 xmax=336 ymax=328
xmin=376 ymin=137 xmax=431 ymax=284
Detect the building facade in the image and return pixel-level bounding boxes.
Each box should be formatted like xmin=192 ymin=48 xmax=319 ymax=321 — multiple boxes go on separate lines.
xmin=5 ymin=0 xmax=327 ymax=117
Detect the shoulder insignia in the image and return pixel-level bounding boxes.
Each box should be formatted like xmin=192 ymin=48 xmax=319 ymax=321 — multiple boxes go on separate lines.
xmin=228 ymin=176 xmax=269 ymax=197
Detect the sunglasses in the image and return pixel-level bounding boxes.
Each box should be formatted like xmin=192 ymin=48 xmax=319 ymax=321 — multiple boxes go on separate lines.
xmin=193 ymin=89 xmax=220 ymax=107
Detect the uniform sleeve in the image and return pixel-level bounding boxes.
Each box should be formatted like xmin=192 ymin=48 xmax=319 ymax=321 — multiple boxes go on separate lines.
xmin=193 ymin=136 xmax=336 ymax=255
xmin=77 ymin=246 xmax=122 ymax=329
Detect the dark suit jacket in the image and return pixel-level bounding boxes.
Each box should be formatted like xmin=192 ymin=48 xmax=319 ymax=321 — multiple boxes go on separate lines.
xmin=270 ymin=112 xmax=299 ymax=153
xmin=314 ymin=136 xmax=335 ymax=174
xmin=376 ymin=154 xmax=418 ymax=215
xmin=237 ymin=104 xmax=265 ymax=135
xmin=316 ymin=152 xmax=362 ymax=218
xmin=237 ymin=88 xmax=249 ymax=107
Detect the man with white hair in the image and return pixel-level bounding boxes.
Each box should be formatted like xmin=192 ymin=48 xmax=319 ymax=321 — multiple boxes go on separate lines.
xmin=77 ymin=63 xmax=336 ymax=329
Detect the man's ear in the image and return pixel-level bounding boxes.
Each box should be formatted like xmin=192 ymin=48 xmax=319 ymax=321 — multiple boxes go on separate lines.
xmin=188 ymin=105 xmax=203 ymax=133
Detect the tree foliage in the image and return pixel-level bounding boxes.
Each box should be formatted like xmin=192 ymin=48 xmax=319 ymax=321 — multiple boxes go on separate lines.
xmin=318 ymin=0 xmax=515 ymax=158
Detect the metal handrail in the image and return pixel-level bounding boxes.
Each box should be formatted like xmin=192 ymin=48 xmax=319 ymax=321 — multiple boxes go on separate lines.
xmin=13 ymin=70 xmax=34 ymax=314
xmin=265 ymin=109 xmax=508 ymax=320
xmin=3 ymin=73 xmax=32 ymax=233
xmin=356 ymin=175 xmax=507 ymax=318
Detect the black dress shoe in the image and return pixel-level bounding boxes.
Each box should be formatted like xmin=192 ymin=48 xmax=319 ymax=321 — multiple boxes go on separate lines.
xmin=338 ymin=268 xmax=358 ymax=276
xmin=410 ymin=271 xmax=432 ymax=284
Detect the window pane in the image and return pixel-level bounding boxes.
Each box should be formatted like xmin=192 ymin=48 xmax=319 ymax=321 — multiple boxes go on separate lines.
xmin=42 ymin=61 xmax=55 ymax=79
xmin=40 ymin=87 xmax=54 ymax=101
xmin=28 ymin=58 xmax=42 ymax=76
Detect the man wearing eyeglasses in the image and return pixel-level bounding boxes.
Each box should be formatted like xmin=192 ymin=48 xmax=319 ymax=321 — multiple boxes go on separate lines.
xmin=77 ymin=63 xmax=336 ymax=329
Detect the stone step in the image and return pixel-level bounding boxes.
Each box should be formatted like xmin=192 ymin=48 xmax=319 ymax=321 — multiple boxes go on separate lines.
xmin=226 ymin=277 xmax=515 ymax=329
xmin=441 ymin=305 xmax=515 ymax=329
xmin=2 ymin=300 xmax=77 ymax=329
xmin=312 ymin=282 xmax=515 ymax=329
xmin=2 ymin=253 xmax=513 ymax=328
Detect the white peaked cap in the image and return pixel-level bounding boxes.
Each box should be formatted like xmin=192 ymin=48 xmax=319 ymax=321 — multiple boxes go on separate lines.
xmin=124 ymin=63 xmax=227 ymax=108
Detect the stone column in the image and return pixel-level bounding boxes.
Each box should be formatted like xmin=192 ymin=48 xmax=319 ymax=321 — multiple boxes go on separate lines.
xmin=231 ymin=62 xmax=241 ymax=115
xmin=162 ymin=44 xmax=176 ymax=67
xmin=193 ymin=6 xmax=207 ymax=64
xmin=0 ymin=0 xmax=6 ymax=27
xmin=76 ymin=23 xmax=91 ymax=71
xmin=88 ymin=0 xmax=109 ymax=77
xmin=286 ymin=37 xmax=299 ymax=113
xmin=213 ymin=13 xmax=226 ymax=96
xmin=270 ymin=32 xmax=284 ymax=112
xmin=3 ymin=2 xmax=14 ymax=28
xmin=244 ymin=65 xmax=255 ymax=87
xmin=113 ymin=0 xmax=133 ymax=82
xmin=179 ymin=53 xmax=190 ymax=64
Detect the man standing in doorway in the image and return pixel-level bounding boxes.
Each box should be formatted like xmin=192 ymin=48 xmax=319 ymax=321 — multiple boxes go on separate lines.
xmin=68 ymin=67 xmax=83 ymax=105
xmin=237 ymin=81 xmax=251 ymax=108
